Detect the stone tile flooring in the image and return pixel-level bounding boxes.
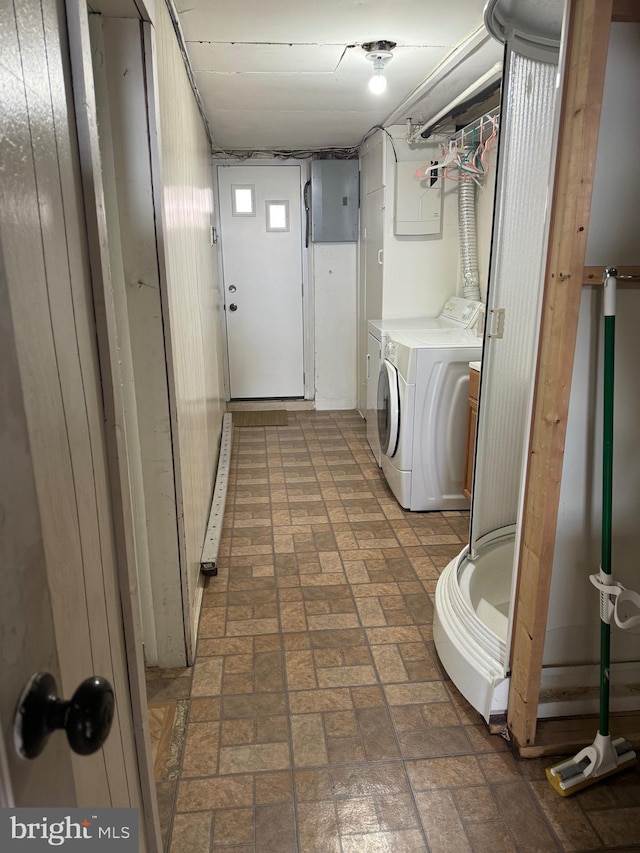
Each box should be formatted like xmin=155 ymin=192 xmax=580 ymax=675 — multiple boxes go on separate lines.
xmin=158 ymin=410 xmax=640 ymax=852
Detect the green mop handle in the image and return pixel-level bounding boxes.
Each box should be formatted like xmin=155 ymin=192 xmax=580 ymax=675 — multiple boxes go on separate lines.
xmin=600 ymin=268 xmax=616 ymax=737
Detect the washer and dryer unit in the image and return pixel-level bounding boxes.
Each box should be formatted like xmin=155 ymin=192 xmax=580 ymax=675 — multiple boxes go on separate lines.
xmin=367 ymin=297 xmax=483 ymax=512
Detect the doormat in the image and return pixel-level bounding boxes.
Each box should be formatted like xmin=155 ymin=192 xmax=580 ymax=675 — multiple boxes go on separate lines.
xmin=232 ymin=410 xmax=288 ymax=427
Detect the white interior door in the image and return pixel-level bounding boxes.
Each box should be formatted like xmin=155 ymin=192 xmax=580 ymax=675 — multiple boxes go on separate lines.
xmin=218 ymin=165 xmax=305 ymax=399
xmin=0 ymin=0 xmax=157 ymax=845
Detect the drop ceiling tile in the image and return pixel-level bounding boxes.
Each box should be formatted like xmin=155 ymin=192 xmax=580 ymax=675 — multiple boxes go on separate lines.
xmin=176 ymin=0 xmax=486 ymax=45
xmin=197 ymin=71 xmax=407 ymax=117
xmin=187 ymin=42 xmax=345 ymax=74
xmin=174 ymin=0 xmax=497 ymax=150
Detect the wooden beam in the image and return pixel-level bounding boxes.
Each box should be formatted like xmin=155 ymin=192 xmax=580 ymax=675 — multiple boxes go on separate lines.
xmin=612 ymin=0 xmax=640 ymax=22
xmin=507 ymin=0 xmax=613 ymax=752
xmin=518 ymin=711 xmax=640 ymax=759
xmin=583 ymin=265 xmax=640 ymax=284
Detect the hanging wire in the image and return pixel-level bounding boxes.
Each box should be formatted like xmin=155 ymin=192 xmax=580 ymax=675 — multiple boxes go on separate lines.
xmin=212 ymin=146 xmax=360 ymax=161
xmin=212 ymin=122 xmax=399 ymax=163
xmin=359 ymin=125 xmax=398 ymax=162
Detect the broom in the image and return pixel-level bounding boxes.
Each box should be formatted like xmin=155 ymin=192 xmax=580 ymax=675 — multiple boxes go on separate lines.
xmin=546 ymin=267 xmax=637 ymax=796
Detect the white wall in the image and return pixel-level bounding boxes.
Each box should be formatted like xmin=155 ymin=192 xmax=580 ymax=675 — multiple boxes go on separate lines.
xmin=361 ymin=125 xmax=496 ymax=317
xmin=214 ymin=156 xmax=359 ymax=410
xmin=545 ymin=23 xmax=640 ymax=669
xmin=214 ymin=131 xmax=497 ymax=416
xmin=101 ymin=17 xmax=182 ymax=667
xmin=356 ymin=126 xmax=496 ymax=414
xmin=313 ymin=243 xmax=357 ymax=409
xmin=382 ymin=127 xmax=461 ymax=319
xmin=546 ymin=289 xmax=640 ymax=666
xmin=152 ymin=1 xmax=226 ymax=663
xmin=99 ymin=8 xmax=227 ymax=667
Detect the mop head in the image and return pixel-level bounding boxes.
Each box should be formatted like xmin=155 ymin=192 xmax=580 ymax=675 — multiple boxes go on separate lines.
xmin=546 ymin=733 xmax=637 ymax=796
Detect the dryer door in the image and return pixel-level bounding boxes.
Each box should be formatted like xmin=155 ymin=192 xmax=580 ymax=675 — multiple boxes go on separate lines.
xmin=377 ymin=360 xmax=400 ymax=457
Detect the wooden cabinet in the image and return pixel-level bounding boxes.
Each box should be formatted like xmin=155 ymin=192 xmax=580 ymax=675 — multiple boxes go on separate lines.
xmin=463 ymin=366 xmax=480 ymax=501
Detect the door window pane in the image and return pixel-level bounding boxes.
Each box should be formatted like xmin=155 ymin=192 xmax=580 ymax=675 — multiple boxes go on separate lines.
xmin=232 ymin=185 xmax=255 ymax=216
xmin=266 ymin=200 xmax=289 ymax=232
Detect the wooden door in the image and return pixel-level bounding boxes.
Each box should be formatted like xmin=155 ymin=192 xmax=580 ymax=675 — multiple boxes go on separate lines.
xmin=218 ymin=164 xmax=305 ymax=399
xmin=0 ymin=0 xmax=157 ymax=845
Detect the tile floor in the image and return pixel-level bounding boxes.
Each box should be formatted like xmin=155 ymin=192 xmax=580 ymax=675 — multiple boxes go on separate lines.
xmin=155 ymin=410 xmax=640 ymax=852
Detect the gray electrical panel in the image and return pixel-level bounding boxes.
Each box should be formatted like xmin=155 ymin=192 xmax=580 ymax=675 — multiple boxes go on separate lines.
xmin=311 ymin=159 xmax=359 ymax=242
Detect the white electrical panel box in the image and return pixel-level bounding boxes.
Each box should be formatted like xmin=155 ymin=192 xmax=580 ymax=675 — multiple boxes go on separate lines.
xmin=394 ymin=161 xmax=442 ymax=236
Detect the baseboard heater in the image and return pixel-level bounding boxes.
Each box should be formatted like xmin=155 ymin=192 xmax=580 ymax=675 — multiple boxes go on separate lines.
xmin=200 ymin=412 xmax=233 ymax=577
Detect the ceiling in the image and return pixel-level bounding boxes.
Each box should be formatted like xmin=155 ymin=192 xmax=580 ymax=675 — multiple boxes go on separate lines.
xmin=173 ymin=0 xmax=504 ymax=152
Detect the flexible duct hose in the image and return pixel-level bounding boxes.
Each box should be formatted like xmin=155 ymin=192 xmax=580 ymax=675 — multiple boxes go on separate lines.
xmin=458 ymin=176 xmax=481 ymax=302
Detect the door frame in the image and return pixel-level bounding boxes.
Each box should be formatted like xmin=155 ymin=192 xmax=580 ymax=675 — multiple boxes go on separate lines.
xmin=213 ymin=158 xmax=314 ymax=402
xmin=66 ymin=0 xmax=161 ymax=845
xmin=1 ymin=0 xmax=159 ymax=839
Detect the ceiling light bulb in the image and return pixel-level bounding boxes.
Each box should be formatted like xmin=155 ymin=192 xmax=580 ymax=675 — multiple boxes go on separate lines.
xmin=368 ymin=72 xmax=387 ymax=94
xmin=363 ymin=45 xmax=394 ymax=96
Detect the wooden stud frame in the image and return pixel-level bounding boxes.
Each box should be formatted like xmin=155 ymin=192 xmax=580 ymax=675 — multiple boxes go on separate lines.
xmin=507 ymin=0 xmax=614 ymax=751
xmin=584 ymin=265 xmax=640 ymax=285
xmin=612 ymin=0 xmax=640 ymax=23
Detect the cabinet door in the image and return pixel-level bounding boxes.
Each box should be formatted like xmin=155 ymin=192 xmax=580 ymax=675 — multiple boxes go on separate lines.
xmin=363 ymin=186 xmax=385 ymax=322
xmin=358 ymin=133 xmax=385 ymax=413
xmin=361 ymin=136 xmax=384 ymax=196
xmin=463 ymin=370 xmax=480 ymax=500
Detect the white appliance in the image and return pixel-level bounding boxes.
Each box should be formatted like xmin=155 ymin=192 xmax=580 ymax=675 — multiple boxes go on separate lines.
xmin=366 ymin=297 xmax=483 ymax=466
xmin=378 ymin=327 xmax=482 ymax=511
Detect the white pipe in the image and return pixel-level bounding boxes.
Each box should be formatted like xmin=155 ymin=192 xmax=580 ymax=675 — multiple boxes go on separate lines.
xmin=408 ymin=61 xmax=503 ymax=143
xmin=384 ymin=25 xmax=491 ymax=126
xmin=459 ymin=179 xmax=481 ymax=302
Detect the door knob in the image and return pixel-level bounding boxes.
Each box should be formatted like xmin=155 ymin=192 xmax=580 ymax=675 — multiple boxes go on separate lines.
xmin=14 ymin=672 xmax=115 ymax=759
xmin=229 ymin=303 xmax=238 ymax=312
xmin=228 ymin=285 xmax=237 ymax=293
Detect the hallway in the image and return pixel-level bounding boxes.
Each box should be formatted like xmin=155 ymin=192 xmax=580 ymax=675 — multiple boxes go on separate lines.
xmin=151 ymin=411 xmax=640 ymax=852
